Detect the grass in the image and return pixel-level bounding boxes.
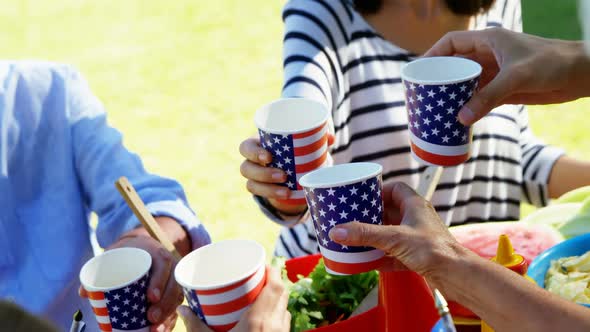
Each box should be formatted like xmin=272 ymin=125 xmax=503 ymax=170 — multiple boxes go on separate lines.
xmin=1 ymin=1 xmax=588 ymax=331
xmin=522 ymin=0 xmax=582 ymax=40
xmin=1 ymin=0 xmax=285 ymax=255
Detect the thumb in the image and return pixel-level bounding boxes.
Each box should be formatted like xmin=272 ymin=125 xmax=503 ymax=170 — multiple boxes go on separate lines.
xmin=458 ymin=70 xmax=516 ymax=125
xmin=178 ymin=306 xmax=212 ymax=332
xmin=328 ymin=221 xmax=406 ymax=253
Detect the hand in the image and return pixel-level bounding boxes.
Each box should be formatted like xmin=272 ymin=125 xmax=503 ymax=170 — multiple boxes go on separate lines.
xmin=328 ymin=182 xmax=472 ymax=293
xmin=178 ymin=267 xmax=290 ymax=332
xmin=424 ymin=28 xmax=590 ymax=125
xmin=80 ymin=217 xmax=189 ymax=331
xmin=107 ymin=235 xmax=182 ymax=332
xmin=79 ymin=235 xmax=181 ymax=332
xmin=239 ymin=137 xmax=307 ymax=215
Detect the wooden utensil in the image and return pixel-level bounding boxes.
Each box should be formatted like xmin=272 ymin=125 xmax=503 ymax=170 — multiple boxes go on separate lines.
xmin=415 ymin=166 xmax=443 ymax=201
xmin=115 ymin=176 xmax=182 ymax=260
xmin=350 ymin=166 xmax=443 ymax=317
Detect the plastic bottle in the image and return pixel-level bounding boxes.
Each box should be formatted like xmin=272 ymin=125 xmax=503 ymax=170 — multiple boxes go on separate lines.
xmin=481 ymin=234 xmax=534 ymax=332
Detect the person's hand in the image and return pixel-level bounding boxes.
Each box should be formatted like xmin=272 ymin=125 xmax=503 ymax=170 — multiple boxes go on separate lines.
xmin=177 ymin=267 xmax=290 ymax=332
xmin=328 ymin=182 xmax=473 ymax=293
xmin=424 ymin=28 xmax=590 ymax=125
xmin=80 ymin=217 xmax=190 ymax=331
xmin=107 ymin=234 xmax=182 ymax=332
xmin=239 ymin=137 xmax=307 ymax=215
xmin=81 ymin=233 xmax=183 ymax=332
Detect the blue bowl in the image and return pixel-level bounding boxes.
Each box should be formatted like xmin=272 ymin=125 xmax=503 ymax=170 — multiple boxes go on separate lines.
xmin=528 ymin=233 xmax=590 ymax=308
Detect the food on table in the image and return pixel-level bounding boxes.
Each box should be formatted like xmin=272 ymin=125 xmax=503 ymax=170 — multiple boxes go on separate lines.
xmin=522 ymin=187 xmax=590 ymax=239
xmin=519 ymin=203 xmax=582 ymax=229
xmin=450 ymin=222 xmax=563 ymax=264
xmin=556 ymin=197 xmax=590 ymax=239
xmin=451 ymin=191 xmax=590 ymax=264
xmin=273 ymin=257 xmax=378 ymax=332
xmin=554 ymin=185 xmax=590 ymax=204
xmin=545 ymin=250 xmax=590 ymax=304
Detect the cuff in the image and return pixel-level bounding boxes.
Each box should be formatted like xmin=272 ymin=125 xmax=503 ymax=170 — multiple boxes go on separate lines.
xmin=142 ymin=199 xmax=212 ymax=250
xmin=524 ymin=146 xmax=565 ymax=206
xmin=253 ymin=195 xmax=309 ymax=228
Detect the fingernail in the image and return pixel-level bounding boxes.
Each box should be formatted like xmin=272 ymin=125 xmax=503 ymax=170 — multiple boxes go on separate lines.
xmin=276 ymin=189 xmax=288 ymax=198
xmin=156 ymin=324 xmax=165 ymax=332
xmin=329 ymin=227 xmax=348 ymax=241
xmin=272 ymin=172 xmax=284 ymax=181
xmin=258 ymin=153 xmax=267 ymax=162
xmin=458 ymin=106 xmax=475 ymax=125
xmin=153 ymin=288 xmax=161 ymax=301
xmin=152 ymin=308 xmax=161 ymax=322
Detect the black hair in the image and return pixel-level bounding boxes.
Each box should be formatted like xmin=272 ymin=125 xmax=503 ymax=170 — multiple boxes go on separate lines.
xmin=353 ymin=0 xmax=496 ymax=16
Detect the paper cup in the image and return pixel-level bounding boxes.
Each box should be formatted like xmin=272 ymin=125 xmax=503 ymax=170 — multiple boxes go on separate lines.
xmin=175 ymin=240 xmax=266 ymax=332
xmin=255 ymin=98 xmax=331 ymax=205
xmin=299 ymin=162 xmax=385 ymax=275
xmin=79 ymin=247 xmax=152 ymax=332
xmin=401 ymin=56 xmax=481 ymax=166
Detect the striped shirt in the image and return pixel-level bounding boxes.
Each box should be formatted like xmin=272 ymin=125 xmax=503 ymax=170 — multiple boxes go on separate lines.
xmin=258 ymin=0 xmax=564 ymax=258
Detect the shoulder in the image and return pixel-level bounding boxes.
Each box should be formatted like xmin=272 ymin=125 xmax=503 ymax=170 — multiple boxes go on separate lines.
xmin=0 ymin=61 xmax=88 ymax=111
xmin=0 ymin=60 xmax=81 ymax=82
xmin=283 ymin=0 xmax=355 ymax=39
xmin=0 ymin=61 xmax=101 ymax=121
xmin=0 ymin=60 xmax=85 ymax=97
xmin=283 ymin=0 xmax=353 ymax=20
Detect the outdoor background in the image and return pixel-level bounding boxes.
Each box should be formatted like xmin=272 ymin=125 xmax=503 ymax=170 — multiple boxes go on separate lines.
xmin=0 ymin=0 xmax=587 ymax=330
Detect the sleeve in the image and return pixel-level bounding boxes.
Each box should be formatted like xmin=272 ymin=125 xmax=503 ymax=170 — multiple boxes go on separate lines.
xmin=517 ymin=106 xmax=565 ymax=207
xmin=255 ymin=0 xmax=344 ymax=225
xmin=63 ymin=66 xmax=211 ymax=249
xmin=280 ymin=0 xmax=346 ymax=110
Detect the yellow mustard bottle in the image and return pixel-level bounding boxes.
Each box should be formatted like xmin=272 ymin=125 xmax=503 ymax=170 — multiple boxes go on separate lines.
xmin=481 ymin=234 xmax=533 ymax=332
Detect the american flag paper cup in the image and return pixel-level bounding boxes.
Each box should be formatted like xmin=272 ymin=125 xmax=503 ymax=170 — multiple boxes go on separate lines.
xmin=255 ymin=98 xmax=331 ymax=205
xmin=79 ymin=247 xmax=152 ymax=332
xmin=299 ymin=162 xmax=385 ymax=275
xmin=401 ymin=57 xmax=482 ymax=166
xmin=174 ymin=240 xmax=266 ymax=332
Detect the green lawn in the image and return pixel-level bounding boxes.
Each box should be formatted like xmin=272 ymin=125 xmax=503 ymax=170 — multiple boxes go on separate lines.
xmin=1 ymin=1 xmax=588 ymax=331
xmin=522 ymin=0 xmax=582 ymax=40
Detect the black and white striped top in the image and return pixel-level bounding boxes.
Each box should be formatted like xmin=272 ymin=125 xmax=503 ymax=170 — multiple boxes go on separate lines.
xmin=260 ymin=0 xmax=564 ymax=258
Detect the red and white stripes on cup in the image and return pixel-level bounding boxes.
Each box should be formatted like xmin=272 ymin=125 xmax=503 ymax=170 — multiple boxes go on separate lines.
xmin=259 ymin=122 xmax=331 ymax=206
xmin=183 ymin=264 xmax=267 ymax=332
xmin=87 ymin=291 xmax=114 ymax=332
xmin=85 ymin=273 xmax=150 ymax=332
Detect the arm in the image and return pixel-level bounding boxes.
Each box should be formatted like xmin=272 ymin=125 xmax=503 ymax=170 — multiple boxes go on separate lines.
xmin=424 ymin=28 xmax=590 ymax=125
xmin=328 ymin=182 xmax=590 ymax=332
xmin=239 ymin=0 xmax=340 ymax=218
xmin=63 ymin=66 xmax=210 ymax=331
xmin=65 ymin=67 xmax=210 ymax=251
xmin=443 ymin=249 xmax=590 ymax=332
xmin=515 ymin=105 xmax=590 ymax=202
xmin=516 ymin=106 xmax=565 ymax=206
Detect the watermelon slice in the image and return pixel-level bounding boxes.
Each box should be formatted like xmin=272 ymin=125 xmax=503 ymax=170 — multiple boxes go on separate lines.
xmin=450 ymin=222 xmax=564 ymax=265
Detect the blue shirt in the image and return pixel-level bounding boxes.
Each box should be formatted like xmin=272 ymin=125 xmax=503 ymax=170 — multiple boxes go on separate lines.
xmin=0 ymin=61 xmax=211 ymax=330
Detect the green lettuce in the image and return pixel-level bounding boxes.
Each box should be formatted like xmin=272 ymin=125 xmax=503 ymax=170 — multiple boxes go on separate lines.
xmin=273 ymin=258 xmax=378 ymax=332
